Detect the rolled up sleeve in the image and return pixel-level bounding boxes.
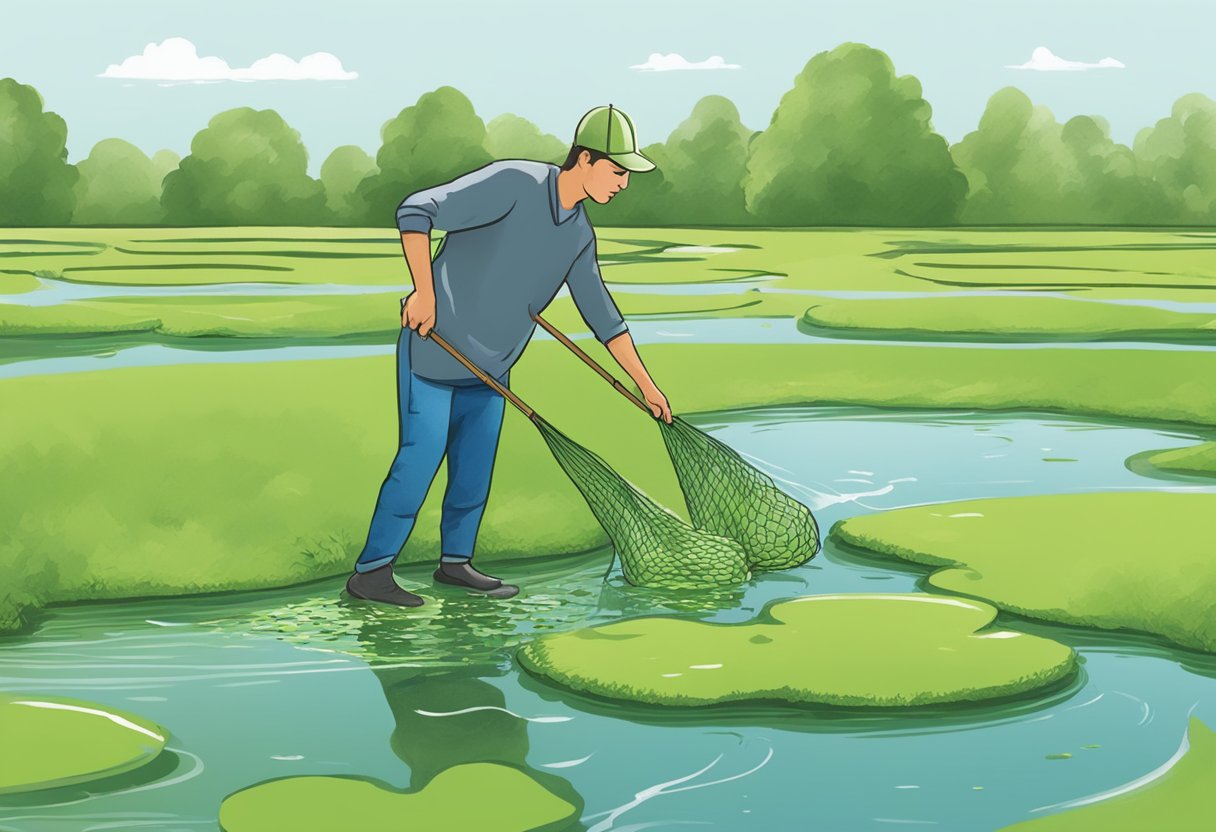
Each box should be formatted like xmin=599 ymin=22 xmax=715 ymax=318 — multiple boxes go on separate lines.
xmin=396 ymin=161 xmax=521 ymax=235
xmin=564 ymin=237 xmax=628 ymax=344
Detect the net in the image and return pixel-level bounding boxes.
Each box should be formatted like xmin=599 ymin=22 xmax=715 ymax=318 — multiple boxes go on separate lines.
xmin=657 ymin=416 xmax=821 ymax=572
xmin=534 ymin=416 xmax=750 ymax=589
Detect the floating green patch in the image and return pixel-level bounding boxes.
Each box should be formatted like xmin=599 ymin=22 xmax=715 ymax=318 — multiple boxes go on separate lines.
xmin=800 ymin=295 xmax=1216 ymax=343
xmin=999 ymin=718 xmax=1215 ymax=831
xmin=517 ymin=593 xmax=1075 ymax=708
xmin=0 ymin=693 xmax=166 ymax=794
xmin=1143 ymin=441 xmax=1216 ymax=477
xmin=832 ymin=492 xmax=1216 ymax=653
xmin=218 ymin=763 xmax=580 ymax=832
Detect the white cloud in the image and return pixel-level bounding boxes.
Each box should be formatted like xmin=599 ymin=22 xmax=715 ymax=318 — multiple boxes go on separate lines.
xmin=630 ymin=53 xmax=741 ymax=72
xmin=99 ymin=37 xmax=357 ymax=83
xmin=1006 ymin=47 xmax=1125 ymax=72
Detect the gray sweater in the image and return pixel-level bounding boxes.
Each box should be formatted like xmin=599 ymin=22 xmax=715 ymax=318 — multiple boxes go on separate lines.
xmin=395 ymin=159 xmax=628 ymax=387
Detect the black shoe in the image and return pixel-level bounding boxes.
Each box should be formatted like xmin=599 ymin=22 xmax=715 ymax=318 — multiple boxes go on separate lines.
xmin=433 ymin=561 xmax=520 ymax=598
xmin=345 ymin=564 xmax=425 ymax=607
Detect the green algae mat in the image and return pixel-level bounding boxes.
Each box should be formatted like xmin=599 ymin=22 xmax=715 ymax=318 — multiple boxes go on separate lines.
xmin=517 ymin=593 xmax=1075 ymax=708
xmin=218 ymin=762 xmax=580 ymax=832
xmin=0 ymin=693 xmax=166 ymax=793
xmin=801 ymin=295 xmax=1216 ymax=342
xmin=831 ymin=492 xmax=1216 ymax=653
xmin=999 ymin=717 xmax=1216 ymax=830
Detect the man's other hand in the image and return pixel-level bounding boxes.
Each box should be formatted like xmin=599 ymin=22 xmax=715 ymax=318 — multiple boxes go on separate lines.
xmin=402 ymin=290 xmax=436 ymax=337
xmin=643 ymin=384 xmax=672 ymax=424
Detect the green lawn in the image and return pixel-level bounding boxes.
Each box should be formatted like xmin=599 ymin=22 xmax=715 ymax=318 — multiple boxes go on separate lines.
xmin=3 ymin=339 xmax=1215 ymax=633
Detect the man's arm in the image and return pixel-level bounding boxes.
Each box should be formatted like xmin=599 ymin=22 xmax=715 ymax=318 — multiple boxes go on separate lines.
xmin=396 ymin=160 xmax=522 ymax=236
xmin=605 ymin=330 xmax=671 ymax=424
xmin=400 ymin=231 xmax=435 ymax=336
xmin=564 ymin=237 xmax=671 ymax=423
xmin=397 ymin=161 xmax=524 ymax=336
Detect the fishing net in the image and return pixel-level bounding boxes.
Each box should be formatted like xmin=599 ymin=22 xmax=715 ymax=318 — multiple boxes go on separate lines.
xmin=533 ymin=416 xmax=750 ymax=589
xmin=657 ymin=416 xmax=821 ymax=572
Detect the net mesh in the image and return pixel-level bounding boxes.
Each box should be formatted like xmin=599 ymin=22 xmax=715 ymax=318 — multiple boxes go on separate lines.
xmin=658 ymin=415 xmax=821 ymax=572
xmin=534 ymin=417 xmax=750 ymax=589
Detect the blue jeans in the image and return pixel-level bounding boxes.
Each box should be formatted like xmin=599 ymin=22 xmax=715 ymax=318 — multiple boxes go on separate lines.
xmin=354 ymin=328 xmax=506 ymax=573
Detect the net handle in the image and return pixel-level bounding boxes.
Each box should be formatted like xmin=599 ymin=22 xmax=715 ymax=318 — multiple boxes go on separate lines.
xmin=531 ymin=313 xmax=652 ymax=416
xmin=420 ymin=328 xmax=537 ymax=420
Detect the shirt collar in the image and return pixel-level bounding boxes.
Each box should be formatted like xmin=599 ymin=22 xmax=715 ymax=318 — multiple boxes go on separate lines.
xmin=549 ymin=165 xmax=580 ymax=226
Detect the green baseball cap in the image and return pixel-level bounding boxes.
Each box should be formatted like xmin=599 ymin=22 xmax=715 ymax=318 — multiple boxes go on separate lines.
xmin=573 ymin=104 xmax=656 ymax=172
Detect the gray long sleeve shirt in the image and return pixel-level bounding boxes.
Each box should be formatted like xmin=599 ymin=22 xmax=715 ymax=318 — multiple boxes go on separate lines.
xmin=395 ymin=159 xmax=628 ymax=387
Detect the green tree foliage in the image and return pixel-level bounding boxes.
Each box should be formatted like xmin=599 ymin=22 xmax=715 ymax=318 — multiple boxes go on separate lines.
xmin=952 ymin=87 xmax=1171 ymax=224
xmin=1133 ymin=93 xmax=1216 ymax=224
xmin=150 ymin=149 xmax=180 ymax=185
xmin=0 ymin=77 xmax=78 ymax=225
xmin=72 ymin=138 xmax=166 ymax=225
xmin=320 ymin=145 xmax=378 ymax=226
xmin=161 ymin=107 xmax=326 ymax=226
xmin=744 ymin=43 xmax=967 ymax=226
xmin=658 ymin=95 xmax=754 ymax=225
xmin=354 ymin=86 xmax=492 ymax=227
xmin=484 ymin=113 xmax=566 ymax=164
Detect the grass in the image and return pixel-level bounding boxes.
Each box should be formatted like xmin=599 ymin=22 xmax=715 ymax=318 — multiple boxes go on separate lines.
xmin=517 ymin=592 xmax=1076 ymax=707
xmin=830 ymin=492 xmax=1216 ymax=653
xmin=3 ymin=340 xmax=1216 ymax=633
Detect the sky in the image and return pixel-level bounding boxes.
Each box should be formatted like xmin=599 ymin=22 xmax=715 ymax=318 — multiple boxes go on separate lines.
xmin=3 ymin=0 xmax=1213 ymax=177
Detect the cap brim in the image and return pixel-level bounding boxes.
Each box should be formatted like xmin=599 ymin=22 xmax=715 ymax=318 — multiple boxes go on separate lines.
xmin=610 ymin=151 xmax=656 ymax=173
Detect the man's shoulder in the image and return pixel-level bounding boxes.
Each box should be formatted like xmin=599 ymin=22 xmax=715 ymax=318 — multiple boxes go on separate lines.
xmin=481 ymin=158 xmax=554 ymax=186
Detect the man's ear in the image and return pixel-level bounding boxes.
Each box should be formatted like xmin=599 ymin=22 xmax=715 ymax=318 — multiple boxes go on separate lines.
xmin=579 ymin=149 xmax=592 ymax=168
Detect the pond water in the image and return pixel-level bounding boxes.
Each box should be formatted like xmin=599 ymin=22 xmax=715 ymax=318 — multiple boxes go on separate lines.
xmin=1 ymin=405 xmax=1214 ymax=831
xmin=4 ymin=317 xmax=1214 ymax=381
xmin=0 ymin=276 xmax=404 ymax=306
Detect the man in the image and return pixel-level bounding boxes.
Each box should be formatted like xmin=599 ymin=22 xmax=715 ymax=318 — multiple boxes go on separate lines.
xmin=345 ymin=104 xmax=673 ymax=608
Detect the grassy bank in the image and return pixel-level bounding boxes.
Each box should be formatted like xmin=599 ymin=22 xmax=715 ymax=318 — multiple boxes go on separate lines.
xmin=2 ymin=340 xmax=1215 ymax=633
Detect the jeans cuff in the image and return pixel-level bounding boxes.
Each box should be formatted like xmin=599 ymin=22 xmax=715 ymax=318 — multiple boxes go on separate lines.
xmin=440 ymin=554 xmax=472 ymax=563
xmin=355 ymin=554 xmax=396 ymax=573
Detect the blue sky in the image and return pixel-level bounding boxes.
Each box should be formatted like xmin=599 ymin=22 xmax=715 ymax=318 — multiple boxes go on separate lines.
xmin=4 ymin=0 xmax=1213 ymax=176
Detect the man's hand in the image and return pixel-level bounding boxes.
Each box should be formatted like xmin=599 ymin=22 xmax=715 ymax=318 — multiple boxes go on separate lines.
xmin=641 ymin=383 xmax=672 ymax=424
xmin=605 ymin=331 xmax=673 ymax=424
xmin=402 ymin=290 xmax=436 ymax=337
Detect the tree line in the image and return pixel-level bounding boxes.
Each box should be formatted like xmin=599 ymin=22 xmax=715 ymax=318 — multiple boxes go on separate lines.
xmin=3 ymin=42 xmax=1215 ymax=228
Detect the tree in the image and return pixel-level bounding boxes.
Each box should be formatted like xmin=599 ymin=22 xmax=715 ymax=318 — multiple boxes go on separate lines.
xmin=0 ymin=77 xmax=78 ymax=225
xmin=744 ymin=43 xmax=966 ymax=226
xmin=1133 ymin=93 xmax=1216 ymax=224
xmin=320 ymin=145 xmax=378 ymax=225
xmin=72 ymin=138 xmax=165 ymax=225
xmin=354 ymin=86 xmax=492 ymax=227
xmin=656 ymin=95 xmax=754 ymax=225
xmin=484 ymin=113 xmax=566 ymax=164
xmin=161 ymin=107 xmax=326 ymax=226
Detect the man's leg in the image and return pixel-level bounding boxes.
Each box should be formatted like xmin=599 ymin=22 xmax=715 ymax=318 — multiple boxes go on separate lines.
xmin=438 ymin=383 xmax=505 ymax=561
xmin=353 ymin=341 xmax=455 ymax=574
xmin=433 ymin=383 xmax=516 ymax=595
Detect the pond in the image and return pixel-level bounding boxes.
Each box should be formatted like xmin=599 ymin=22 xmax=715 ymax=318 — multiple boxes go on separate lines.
xmin=5 ymin=316 xmax=1216 ymax=381
xmin=1 ymin=405 xmax=1214 ymax=831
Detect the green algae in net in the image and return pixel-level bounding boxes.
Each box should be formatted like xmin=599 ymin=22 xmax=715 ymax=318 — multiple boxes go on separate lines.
xmin=534 ymin=416 xmax=750 ymax=589
xmin=657 ymin=415 xmax=821 ymax=572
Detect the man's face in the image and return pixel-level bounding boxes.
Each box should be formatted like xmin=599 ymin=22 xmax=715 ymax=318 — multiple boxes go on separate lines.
xmin=582 ymin=154 xmax=631 ymax=204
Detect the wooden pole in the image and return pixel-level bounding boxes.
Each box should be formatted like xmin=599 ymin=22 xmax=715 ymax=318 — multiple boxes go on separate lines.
xmin=420 ymin=328 xmax=536 ymax=420
xmin=531 ymin=313 xmax=651 ymax=415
